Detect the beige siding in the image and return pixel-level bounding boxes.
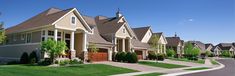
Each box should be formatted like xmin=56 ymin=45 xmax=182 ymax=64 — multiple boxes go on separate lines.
xmin=55 ymin=11 xmax=86 ymax=31
xmin=158 ymin=35 xmax=167 ymax=44
xmin=0 ymin=43 xmax=40 ymax=60
xmin=141 ymin=29 xmax=152 ymax=43
xmin=115 ymin=25 xmax=131 ymax=38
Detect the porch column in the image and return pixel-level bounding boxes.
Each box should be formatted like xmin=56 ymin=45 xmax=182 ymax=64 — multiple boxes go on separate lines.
xmin=108 ymin=48 xmax=112 ymax=61
xmin=157 ymin=44 xmax=160 ymax=53
xmin=164 ymin=44 xmax=166 ymax=54
xmin=54 ymin=29 xmax=58 ymax=41
xmin=128 ymin=39 xmax=131 ymax=52
xmin=161 ymin=44 xmax=163 ymax=53
xmin=70 ymin=31 xmax=75 ymax=58
xmin=45 ymin=30 xmax=48 ymax=40
xmin=82 ymin=32 xmax=88 ymax=61
xmin=114 ymin=38 xmax=117 ymax=52
xmin=122 ymin=38 xmax=125 ymax=52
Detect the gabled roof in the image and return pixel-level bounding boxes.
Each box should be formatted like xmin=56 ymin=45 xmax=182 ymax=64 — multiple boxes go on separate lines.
xmin=205 ymin=43 xmax=213 ymax=49
xmin=132 ymin=26 xmax=151 ymax=41
xmin=6 ymin=8 xmax=73 ymax=34
xmin=188 ymin=41 xmax=206 ymax=51
xmin=131 ymin=39 xmax=150 ymax=49
xmin=211 ymin=46 xmax=222 ymax=52
xmin=166 ymin=37 xmax=181 ymax=46
xmin=83 ymin=16 xmax=113 ymax=46
xmin=153 ymin=32 xmax=162 ymax=37
xmin=217 ymin=43 xmax=235 ymax=51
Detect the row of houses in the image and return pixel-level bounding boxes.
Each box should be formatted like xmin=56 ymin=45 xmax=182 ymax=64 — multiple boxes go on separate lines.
xmin=188 ymin=41 xmax=235 ymax=56
xmin=0 ymin=7 xmax=233 ymax=62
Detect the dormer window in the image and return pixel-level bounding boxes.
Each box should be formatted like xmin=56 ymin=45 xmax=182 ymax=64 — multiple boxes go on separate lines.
xmin=71 ymin=16 xmax=76 ymax=25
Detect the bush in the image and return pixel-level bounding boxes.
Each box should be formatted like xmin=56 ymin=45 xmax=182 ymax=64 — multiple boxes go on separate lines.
xmin=167 ymin=49 xmax=176 ymax=58
xmin=148 ymin=52 xmax=157 ymax=60
xmin=29 ymin=51 xmax=38 ymax=64
xmin=60 ymin=60 xmax=70 ymax=66
xmin=156 ymin=54 xmax=165 ymax=61
xmin=20 ymin=52 xmax=29 ymax=64
xmin=125 ymin=52 xmax=132 ymax=62
xmin=221 ymin=50 xmax=231 ymax=57
xmin=115 ymin=52 xmax=122 ymax=62
xmin=70 ymin=59 xmax=82 ymax=64
xmin=130 ymin=52 xmax=138 ymax=63
xmin=120 ymin=52 xmax=126 ymax=62
xmin=7 ymin=61 xmax=20 ymax=65
xmin=38 ymin=58 xmax=52 ymax=66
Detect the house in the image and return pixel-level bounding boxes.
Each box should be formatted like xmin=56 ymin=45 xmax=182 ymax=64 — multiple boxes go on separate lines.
xmin=149 ymin=32 xmax=168 ymax=54
xmin=166 ymin=35 xmax=184 ymax=57
xmin=211 ymin=45 xmax=222 ymax=56
xmin=0 ymin=7 xmax=153 ymax=62
xmin=217 ymin=43 xmax=235 ymax=55
xmin=188 ymin=41 xmax=206 ymax=53
xmin=94 ymin=10 xmax=150 ymax=60
xmin=132 ymin=26 xmax=153 ymax=59
xmin=0 ymin=8 xmax=93 ymax=61
xmin=205 ymin=43 xmax=213 ymax=51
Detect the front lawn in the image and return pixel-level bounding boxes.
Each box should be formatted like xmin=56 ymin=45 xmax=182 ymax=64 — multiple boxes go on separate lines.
xmin=184 ymin=67 xmax=209 ymax=70
xmin=0 ymin=64 xmax=138 ymax=76
xmin=135 ymin=72 xmax=163 ymax=76
xmin=210 ymin=59 xmax=219 ymax=65
xmin=168 ymin=57 xmax=205 ymax=64
xmin=138 ymin=61 xmax=188 ymax=69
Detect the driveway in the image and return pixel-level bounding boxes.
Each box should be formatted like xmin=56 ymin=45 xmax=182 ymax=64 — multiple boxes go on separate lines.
xmin=181 ymin=59 xmax=235 ymax=76
xmin=95 ymin=61 xmax=167 ymax=72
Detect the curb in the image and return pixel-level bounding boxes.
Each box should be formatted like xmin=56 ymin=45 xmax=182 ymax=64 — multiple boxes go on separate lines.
xmin=161 ymin=60 xmax=225 ymax=76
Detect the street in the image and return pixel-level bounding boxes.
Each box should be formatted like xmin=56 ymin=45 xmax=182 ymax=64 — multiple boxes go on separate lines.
xmin=181 ymin=59 xmax=235 ymax=76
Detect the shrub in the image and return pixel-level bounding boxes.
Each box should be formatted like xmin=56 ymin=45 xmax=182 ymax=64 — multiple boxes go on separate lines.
xmin=167 ymin=49 xmax=176 ymax=58
xmin=125 ymin=52 xmax=132 ymax=62
xmin=205 ymin=50 xmax=212 ymax=57
xmin=115 ymin=52 xmax=122 ymax=62
xmin=130 ymin=52 xmax=138 ymax=63
xmin=156 ymin=54 xmax=165 ymax=61
xmin=60 ymin=60 xmax=70 ymax=66
xmin=20 ymin=52 xmax=29 ymax=64
xmin=38 ymin=58 xmax=52 ymax=66
xmin=29 ymin=51 xmax=38 ymax=64
xmin=221 ymin=50 xmax=231 ymax=57
xmin=7 ymin=61 xmax=20 ymax=65
xmin=70 ymin=59 xmax=81 ymax=64
xmin=148 ymin=52 xmax=157 ymax=60
xmin=120 ymin=52 xmax=126 ymax=62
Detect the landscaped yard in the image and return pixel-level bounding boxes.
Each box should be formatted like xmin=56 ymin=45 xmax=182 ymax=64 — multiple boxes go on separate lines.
xmin=168 ymin=57 xmax=205 ymax=64
xmin=138 ymin=61 xmax=188 ymax=69
xmin=184 ymin=67 xmax=209 ymax=70
xmin=0 ymin=64 xmax=138 ymax=76
xmin=135 ymin=72 xmax=163 ymax=76
xmin=210 ymin=59 xmax=219 ymax=65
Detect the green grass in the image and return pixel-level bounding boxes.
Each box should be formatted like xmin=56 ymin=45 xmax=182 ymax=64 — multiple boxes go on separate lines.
xmin=168 ymin=58 xmax=205 ymax=64
xmin=135 ymin=72 xmax=163 ymax=76
xmin=138 ymin=61 xmax=188 ymax=69
xmin=0 ymin=64 xmax=138 ymax=76
xmin=184 ymin=67 xmax=209 ymax=70
xmin=210 ymin=59 xmax=219 ymax=65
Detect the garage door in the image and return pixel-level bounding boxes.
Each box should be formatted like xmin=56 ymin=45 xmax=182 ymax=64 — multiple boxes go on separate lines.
xmin=135 ymin=50 xmax=143 ymax=60
xmin=88 ymin=48 xmax=108 ymax=61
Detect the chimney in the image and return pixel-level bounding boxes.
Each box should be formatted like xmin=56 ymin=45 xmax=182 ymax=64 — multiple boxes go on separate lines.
xmin=116 ymin=8 xmax=122 ymax=18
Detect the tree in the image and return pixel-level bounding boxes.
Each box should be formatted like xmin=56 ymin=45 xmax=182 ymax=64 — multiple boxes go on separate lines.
xmin=88 ymin=43 xmax=98 ymax=61
xmin=149 ymin=34 xmax=160 ymax=54
xmin=205 ymin=50 xmax=212 ymax=57
xmin=184 ymin=42 xmax=200 ymax=60
xmin=166 ymin=48 xmax=176 ymax=58
xmin=41 ymin=39 xmax=68 ymax=64
xmin=221 ymin=50 xmax=231 ymax=57
xmin=0 ymin=22 xmax=5 ymax=44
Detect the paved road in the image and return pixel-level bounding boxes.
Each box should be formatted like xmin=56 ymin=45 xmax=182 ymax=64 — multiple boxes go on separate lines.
xmin=181 ymin=59 xmax=235 ymax=76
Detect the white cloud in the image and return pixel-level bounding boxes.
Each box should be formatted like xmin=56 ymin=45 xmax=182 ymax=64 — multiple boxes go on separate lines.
xmin=188 ymin=18 xmax=194 ymax=22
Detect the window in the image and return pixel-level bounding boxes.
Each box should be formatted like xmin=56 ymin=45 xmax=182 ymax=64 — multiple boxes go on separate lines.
xmin=71 ymin=16 xmax=76 ymax=25
xmin=122 ymin=28 xmax=125 ymax=33
xmin=26 ymin=33 xmax=32 ymax=43
xmin=48 ymin=30 xmax=54 ymax=36
xmin=21 ymin=33 xmax=25 ymax=40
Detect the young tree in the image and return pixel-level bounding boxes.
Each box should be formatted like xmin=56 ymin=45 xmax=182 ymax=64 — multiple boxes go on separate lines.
xmin=0 ymin=22 xmax=5 ymax=44
xmin=88 ymin=43 xmax=98 ymax=61
xmin=166 ymin=48 xmax=176 ymax=58
xmin=41 ymin=39 xmax=68 ymax=63
xmin=149 ymin=34 xmax=160 ymax=54
xmin=184 ymin=42 xmax=200 ymax=60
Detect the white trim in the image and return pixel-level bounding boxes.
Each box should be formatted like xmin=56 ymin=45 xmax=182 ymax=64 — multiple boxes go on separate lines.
xmin=6 ymin=25 xmax=52 ymax=35
xmin=0 ymin=43 xmax=40 ymax=47
xmin=21 ymin=33 xmax=25 ymax=40
xmin=51 ymin=8 xmax=92 ymax=33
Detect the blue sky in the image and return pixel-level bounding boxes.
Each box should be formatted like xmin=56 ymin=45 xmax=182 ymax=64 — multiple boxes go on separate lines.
xmin=0 ymin=0 xmax=234 ymax=44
